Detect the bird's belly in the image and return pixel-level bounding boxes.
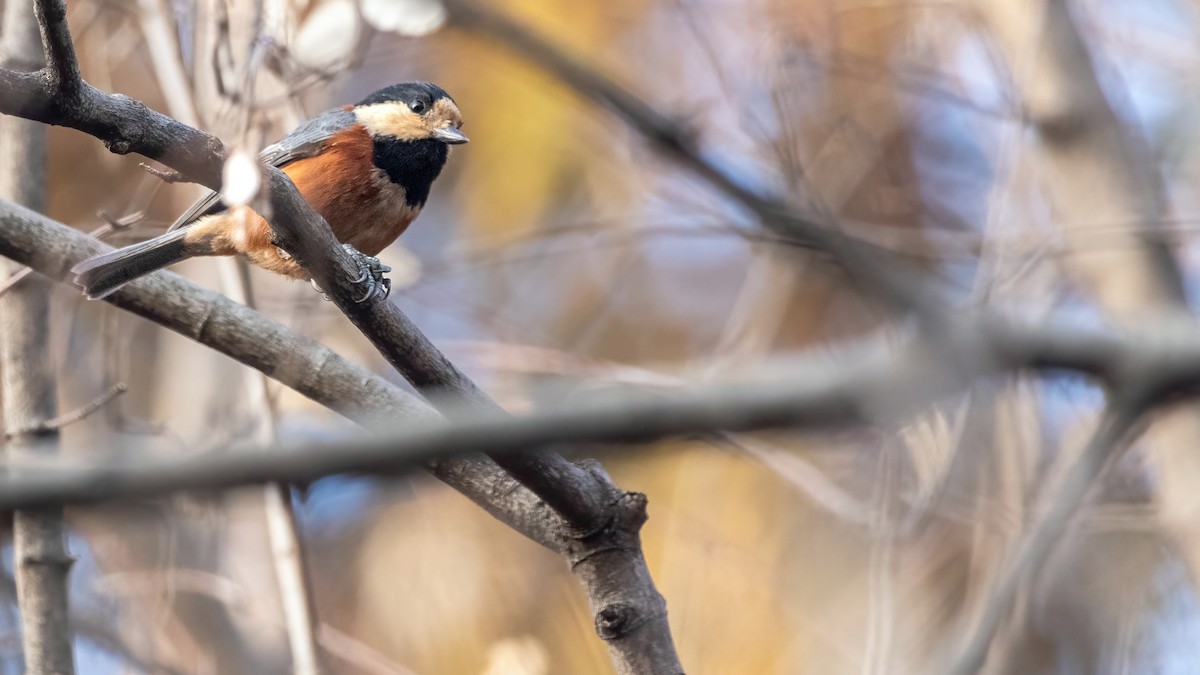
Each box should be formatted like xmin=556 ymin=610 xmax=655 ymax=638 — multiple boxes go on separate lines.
xmin=317 ymin=170 xmax=420 ymax=257
xmin=342 ymin=215 xmax=414 ymax=257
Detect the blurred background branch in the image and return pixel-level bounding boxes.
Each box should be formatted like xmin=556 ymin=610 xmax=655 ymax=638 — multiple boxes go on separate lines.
xmin=0 ymin=0 xmax=75 ymax=672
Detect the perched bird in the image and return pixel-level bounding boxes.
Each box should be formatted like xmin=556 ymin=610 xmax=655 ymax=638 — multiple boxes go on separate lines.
xmin=72 ymin=81 xmax=467 ymax=302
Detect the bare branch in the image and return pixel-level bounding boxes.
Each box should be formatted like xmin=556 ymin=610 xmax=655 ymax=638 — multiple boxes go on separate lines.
xmin=0 ymin=63 xmax=224 ymax=184
xmin=980 ymin=0 xmax=1186 ymax=311
xmin=0 ymin=342 xmax=929 ymax=509
xmin=0 ymin=213 xmax=142 ymax=299
xmin=32 ymin=0 xmax=81 ymax=96
xmin=36 ymin=383 xmax=127 ymax=432
xmin=263 ymin=483 xmax=325 ymax=675
xmin=940 ymin=406 xmax=1146 ymax=675
xmin=0 ymin=315 xmax=1188 ymax=515
xmin=138 ymin=163 xmax=188 ymax=183
xmin=95 ymin=211 xmax=144 ymax=231
xmin=1 ymin=0 xmax=75 ymax=670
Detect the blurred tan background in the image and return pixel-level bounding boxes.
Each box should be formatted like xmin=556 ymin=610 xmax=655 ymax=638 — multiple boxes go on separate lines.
xmin=5 ymin=0 xmax=1200 ymax=673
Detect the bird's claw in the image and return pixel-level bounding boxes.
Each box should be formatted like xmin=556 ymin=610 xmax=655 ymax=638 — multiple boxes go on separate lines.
xmin=310 ymin=278 xmax=331 ymax=301
xmin=307 ymin=245 xmax=392 ymax=303
xmin=342 ymin=243 xmax=392 ymax=303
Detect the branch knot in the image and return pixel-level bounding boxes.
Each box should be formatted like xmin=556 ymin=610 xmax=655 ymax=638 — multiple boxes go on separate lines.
xmin=595 ymin=601 xmax=661 ymax=640
xmin=104 ymin=138 xmax=132 ymax=155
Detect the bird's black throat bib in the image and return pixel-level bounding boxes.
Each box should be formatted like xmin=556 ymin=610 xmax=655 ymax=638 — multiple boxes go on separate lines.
xmin=371 ymin=136 xmax=449 ymax=208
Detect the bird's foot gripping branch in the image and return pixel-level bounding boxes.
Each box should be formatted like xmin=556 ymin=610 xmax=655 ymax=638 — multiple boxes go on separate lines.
xmin=340 ymin=244 xmax=392 ymax=303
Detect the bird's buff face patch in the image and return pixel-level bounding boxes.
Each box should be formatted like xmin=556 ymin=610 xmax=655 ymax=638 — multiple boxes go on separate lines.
xmin=355 ymin=98 xmax=464 ymax=142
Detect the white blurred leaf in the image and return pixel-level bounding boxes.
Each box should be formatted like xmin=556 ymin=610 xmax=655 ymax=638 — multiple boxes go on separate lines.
xmin=899 ymin=402 xmax=967 ymax=508
xmin=360 ymin=0 xmax=445 ymax=36
xmin=222 ymin=149 xmax=262 ymax=207
xmin=481 ymin=636 xmax=547 ymax=675
xmin=294 ymin=0 xmax=361 ymax=70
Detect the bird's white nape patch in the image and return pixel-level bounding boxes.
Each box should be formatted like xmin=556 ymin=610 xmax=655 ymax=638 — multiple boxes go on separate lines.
xmin=354 ymin=102 xmax=426 ymax=141
xmin=293 ymin=0 xmax=361 ymax=70
xmin=355 ymin=98 xmax=463 ymax=141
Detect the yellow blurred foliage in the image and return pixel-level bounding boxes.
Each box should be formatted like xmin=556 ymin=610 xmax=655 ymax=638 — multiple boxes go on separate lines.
xmin=443 ymin=0 xmax=646 ymax=240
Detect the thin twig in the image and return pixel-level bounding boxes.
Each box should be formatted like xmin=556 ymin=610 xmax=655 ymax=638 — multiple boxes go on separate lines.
xmin=96 ymin=210 xmax=145 ymax=232
xmin=317 ymin=624 xmax=421 ymax=675
xmin=35 ymin=382 xmax=127 ymax=432
xmin=0 ymin=267 xmax=34 ymax=296
xmin=939 ymin=406 xmax=1145 ymax=675
xmin=138 ymin=163 xmax=188 ymax=183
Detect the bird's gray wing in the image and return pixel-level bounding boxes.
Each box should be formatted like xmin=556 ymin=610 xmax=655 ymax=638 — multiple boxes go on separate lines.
xmin=258 ymin=107 xmax=358 ymax=167
xmin=167 ymin=107 xmax=359 ymax=231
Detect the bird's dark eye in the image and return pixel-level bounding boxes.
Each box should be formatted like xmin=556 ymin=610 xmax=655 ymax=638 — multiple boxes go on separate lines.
xmin=408 ymin=99 xmax=427 ymax=114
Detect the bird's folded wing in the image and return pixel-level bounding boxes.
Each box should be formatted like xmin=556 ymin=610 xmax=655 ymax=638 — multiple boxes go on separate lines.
xmin=167 ymin=107 xmax=359 ymax=231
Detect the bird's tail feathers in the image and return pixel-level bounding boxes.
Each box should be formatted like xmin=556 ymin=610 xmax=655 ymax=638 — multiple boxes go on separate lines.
xmin=72 ymin=229 xmax=193 ymax=300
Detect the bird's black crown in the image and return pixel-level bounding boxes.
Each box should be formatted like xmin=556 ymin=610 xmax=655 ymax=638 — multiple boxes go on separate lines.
xmin=356 ymin=81 xmax=454 ymax=109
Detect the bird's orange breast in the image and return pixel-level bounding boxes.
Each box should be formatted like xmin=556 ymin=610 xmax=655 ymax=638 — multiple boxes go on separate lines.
xmin=236 ymin=124 xmax=421 ymax=259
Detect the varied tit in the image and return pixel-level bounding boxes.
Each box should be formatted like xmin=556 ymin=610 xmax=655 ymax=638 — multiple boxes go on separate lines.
xmin=72 ymin=81 xmax=467 ymax=302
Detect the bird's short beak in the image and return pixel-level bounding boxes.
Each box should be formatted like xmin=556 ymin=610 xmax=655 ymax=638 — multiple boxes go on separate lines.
xmin=432 ymin=126 xmax=469 ymax=144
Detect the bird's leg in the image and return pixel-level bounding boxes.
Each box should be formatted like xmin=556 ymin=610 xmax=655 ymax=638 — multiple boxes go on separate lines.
xmin=341 ymin=243 xmax=392 ymax=303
